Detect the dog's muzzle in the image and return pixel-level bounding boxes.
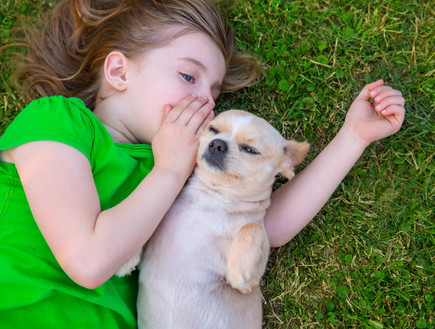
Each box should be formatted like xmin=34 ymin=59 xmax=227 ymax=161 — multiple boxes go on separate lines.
xmin=202 ymin=139 xmax=228 ymax=170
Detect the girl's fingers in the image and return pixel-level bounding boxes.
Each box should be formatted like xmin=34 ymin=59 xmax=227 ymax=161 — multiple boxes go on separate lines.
xmin=177 ymin=96 xmax=210 ymax=126
xmin=381 ymin=104 xmax=405 ymax=130
xmin=370 ymin=85 xmax=401 ymax=97
xmin=373 ymin=89 xmax=403 ymax=103
xmin=194 ymin=110 xmax=215 ymax=138
xmin=369 ymin=85 xmax=392 ymax=98
xmin=374 ymin=95 xmax=405 ymax=113
xmin=164 ymin=94 xmax=200 ymax=122
xmin=381 ymin=104 xmax=405 ymax=117
xmin=356 ymin=80 xmax=384 ymax=101
xmin=366 ymin=79 xmax=384 ymax=90
xmin=183 ymin=101 xmax=215 ymax=135
xmin=162 ymin=95 xmax=215 ymax=135
xmin=161 ymin=104 xmax=173 ymax=122
xmin=356 ymin=79 xmax=384 ymax=101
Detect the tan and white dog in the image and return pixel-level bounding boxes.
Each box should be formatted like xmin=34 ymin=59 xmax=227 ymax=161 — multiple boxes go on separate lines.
xmin=119 ymin=110 xmax=309 ymax=329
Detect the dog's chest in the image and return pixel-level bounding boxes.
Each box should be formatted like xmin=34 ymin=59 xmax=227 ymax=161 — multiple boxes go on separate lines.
xmin=146 ymin=178 xmax=252 ymax=269
xmin=162 ymin=185 xmax=234 ymax=242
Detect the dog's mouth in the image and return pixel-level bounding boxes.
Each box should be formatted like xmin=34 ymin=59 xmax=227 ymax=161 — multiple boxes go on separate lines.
xmin=201 ymin=152 xmax=226 ymax=171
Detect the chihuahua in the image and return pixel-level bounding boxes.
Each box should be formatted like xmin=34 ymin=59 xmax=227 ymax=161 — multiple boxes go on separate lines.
xmin=118 ymin=110 xmax=309 ymax=329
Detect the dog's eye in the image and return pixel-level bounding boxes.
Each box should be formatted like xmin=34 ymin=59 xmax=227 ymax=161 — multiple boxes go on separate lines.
xmin=240 ymin=145 xmax=259 ymax=155
xmin=209 ymin=126 xmax=219 ymax=134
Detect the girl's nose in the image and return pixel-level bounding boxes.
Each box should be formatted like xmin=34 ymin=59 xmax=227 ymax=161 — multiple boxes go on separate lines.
xmin=199 ymin=88 xmax=214 ymax=103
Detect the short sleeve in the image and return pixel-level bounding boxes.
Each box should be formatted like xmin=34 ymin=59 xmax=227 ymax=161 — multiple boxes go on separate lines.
xmin=0 ymin=96 xmax=100 ymax=161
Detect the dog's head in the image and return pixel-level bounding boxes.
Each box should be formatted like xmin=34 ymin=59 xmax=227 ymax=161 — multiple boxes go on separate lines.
xmin=195 ymin=110 xmax=309 ymax=200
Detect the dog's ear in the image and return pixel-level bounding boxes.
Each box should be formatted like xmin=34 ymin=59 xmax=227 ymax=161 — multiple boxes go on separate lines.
xmin=279 ymin=141 xmax=310 ymax=179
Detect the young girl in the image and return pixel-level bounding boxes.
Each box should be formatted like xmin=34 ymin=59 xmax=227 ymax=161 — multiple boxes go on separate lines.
xmin=0 ymin=0 xmax=405 ymax=328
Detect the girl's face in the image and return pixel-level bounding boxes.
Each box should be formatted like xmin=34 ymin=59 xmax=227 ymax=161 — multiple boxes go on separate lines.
xmin=110 ymin=31 xmax=226 ymax=144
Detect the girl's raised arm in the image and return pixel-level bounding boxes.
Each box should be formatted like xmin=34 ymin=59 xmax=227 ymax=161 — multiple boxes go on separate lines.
xmin=265 ymin=80 xmax=405 ymax=247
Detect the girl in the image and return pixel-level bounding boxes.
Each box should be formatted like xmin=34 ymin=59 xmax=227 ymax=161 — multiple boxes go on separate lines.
xmin=0 ymin=0 xmax=405 ymax=328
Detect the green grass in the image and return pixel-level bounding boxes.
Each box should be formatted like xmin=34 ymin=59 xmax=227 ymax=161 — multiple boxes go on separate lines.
xmin=1 ymin=0 xmax=434 ymax=328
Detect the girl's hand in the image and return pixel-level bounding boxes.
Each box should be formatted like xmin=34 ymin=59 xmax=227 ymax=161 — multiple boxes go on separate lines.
xmin=343 ymin=79 xmax=405 ymax=147
xmin=151 ymin=95 xmax=215 ymax=181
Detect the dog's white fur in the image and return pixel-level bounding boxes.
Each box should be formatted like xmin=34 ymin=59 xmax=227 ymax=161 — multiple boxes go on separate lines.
xmin=118 ymin=110 xmax=309 ymax=329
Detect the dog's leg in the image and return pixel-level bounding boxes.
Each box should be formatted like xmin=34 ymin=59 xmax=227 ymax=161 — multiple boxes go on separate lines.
xmin=226 ymin=222 xmax=269 ymax=294
xmin=116 ymin=249 xmax=142 ymax=277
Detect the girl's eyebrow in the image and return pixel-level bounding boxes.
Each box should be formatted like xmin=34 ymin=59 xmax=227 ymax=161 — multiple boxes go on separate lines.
xmin=177 ymin=57 xmax=223 ymax=92
xmin=177 ymin=57 xmax=207 ymax=72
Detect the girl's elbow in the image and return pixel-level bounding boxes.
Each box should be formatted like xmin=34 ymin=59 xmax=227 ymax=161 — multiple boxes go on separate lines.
xmin=61 ymin=257 xmax=111 ymax=289
xmin=265 ymin=224 xmax=292 ymax=247
xmin=73 ymin=274 xmax=106 ymax=290
xmin=267 ymin=227 xmax=295 ymax=247
xmin=269 ymin=237 xmax=289 ymax=248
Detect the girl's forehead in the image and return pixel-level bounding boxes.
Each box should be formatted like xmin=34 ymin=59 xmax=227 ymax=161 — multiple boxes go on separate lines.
xmin=168 ymin=31 xmax=222 ymax=55
xmin=137 ymin=31 xmax=226 ymax=75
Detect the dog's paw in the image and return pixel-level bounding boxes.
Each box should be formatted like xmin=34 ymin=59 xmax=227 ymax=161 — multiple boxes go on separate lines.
xmin=226 ymin=222 xmax=269 ymax=294
xmin=116 ymin=250 xmax=142 ymax=277
xmin=226 ymin=267 xmax=259 ymax=294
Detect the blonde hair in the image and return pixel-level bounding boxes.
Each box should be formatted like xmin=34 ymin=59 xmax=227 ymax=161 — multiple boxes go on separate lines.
xmin=12 ymin=0 xmax=261 ymax=110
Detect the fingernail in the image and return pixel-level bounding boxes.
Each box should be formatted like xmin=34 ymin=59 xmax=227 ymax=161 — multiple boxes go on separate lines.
xmin=192 ymin=94 xmax=198 ymax=98
xmin=375 ymin=105 xmax=381 ymax=110
xmin=375 ymin=96 xmax=381 ymax=102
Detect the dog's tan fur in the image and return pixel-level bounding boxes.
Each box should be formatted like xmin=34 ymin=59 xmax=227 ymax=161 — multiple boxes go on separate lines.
xmin=118 ymin=110 xmax=309 ymax=329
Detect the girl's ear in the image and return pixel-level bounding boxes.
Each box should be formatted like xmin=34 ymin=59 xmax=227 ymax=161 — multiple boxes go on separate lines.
xmin=279 ymin=140 xmax=310 ymax=180
xmin=104 ymin=51 xmax=129 ymax=91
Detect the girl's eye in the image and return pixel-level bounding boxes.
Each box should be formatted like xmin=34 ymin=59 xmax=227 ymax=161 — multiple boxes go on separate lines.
xmin=181 ymin=73 xmax=195 ymax=83
xmin=240 ymin=145 xmax=260 ymax=155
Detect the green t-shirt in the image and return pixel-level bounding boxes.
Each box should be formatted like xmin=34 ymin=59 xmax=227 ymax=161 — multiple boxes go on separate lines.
xmin=0 ymin=96 xmax=154 ymax=328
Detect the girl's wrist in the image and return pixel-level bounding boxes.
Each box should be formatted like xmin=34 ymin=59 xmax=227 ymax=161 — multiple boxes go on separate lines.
xmin=150 ymin=164 xmax=191 ymax=188
xmin=336 ymin=123 xmax=371 ymax=153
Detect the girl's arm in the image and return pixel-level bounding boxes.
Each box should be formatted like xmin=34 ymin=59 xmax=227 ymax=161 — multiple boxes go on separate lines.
xmin=265 ymin=80 xmax=405 ymax=247
xmin=8 ymin=95 xmax=214 ymax=289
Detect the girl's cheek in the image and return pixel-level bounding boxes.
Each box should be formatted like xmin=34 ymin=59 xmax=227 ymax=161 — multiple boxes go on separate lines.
xmin=164 ymin=81 xmax=196 ymax=106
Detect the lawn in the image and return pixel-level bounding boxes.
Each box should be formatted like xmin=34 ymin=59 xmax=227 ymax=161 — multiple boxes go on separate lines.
xmin=1 ymin=0 xmax=433 ymax=328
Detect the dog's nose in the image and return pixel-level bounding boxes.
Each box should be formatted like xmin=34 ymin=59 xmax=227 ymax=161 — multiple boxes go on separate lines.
xmin=208 ymin=139 xmax=228 ymax=154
